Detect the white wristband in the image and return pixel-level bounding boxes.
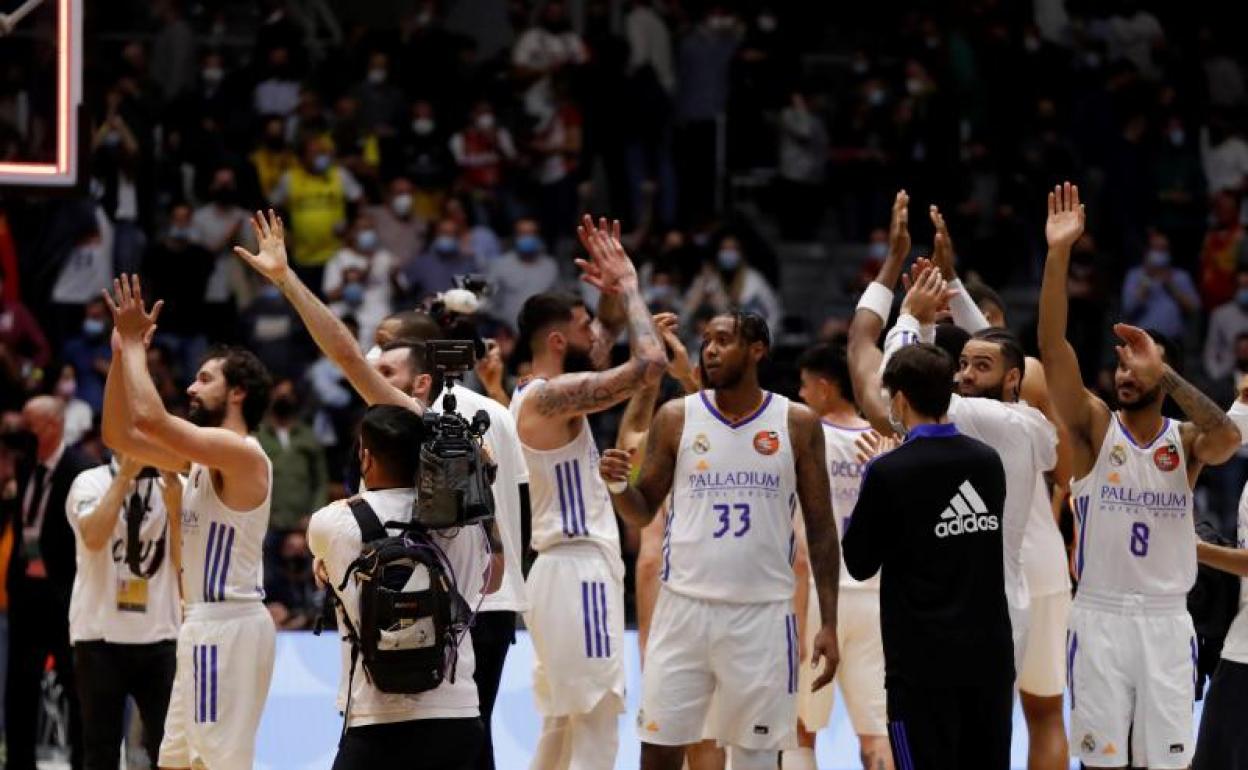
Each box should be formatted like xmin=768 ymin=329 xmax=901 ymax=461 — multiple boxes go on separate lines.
xmin=856 ymin=282 xmax=894 ymax=322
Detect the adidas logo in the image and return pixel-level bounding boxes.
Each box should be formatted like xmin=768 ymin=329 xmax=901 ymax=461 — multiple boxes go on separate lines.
xmin=934 ymin=481 xmax=999 ymax=538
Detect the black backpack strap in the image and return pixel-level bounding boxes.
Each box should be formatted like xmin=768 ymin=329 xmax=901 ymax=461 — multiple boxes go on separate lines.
xmin=347 ymin=497 xmax=387 ymax=542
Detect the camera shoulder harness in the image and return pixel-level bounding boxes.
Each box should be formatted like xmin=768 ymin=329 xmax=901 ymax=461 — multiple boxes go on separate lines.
xmin=315 ymin=496 xmax=471 ymax=741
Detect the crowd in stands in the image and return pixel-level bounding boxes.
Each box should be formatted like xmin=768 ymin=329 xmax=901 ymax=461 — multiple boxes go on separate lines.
xmin=0 ymin=0 xmax=1248 ymax=630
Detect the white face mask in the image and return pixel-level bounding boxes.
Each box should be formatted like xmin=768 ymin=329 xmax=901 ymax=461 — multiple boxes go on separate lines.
xmin=475 ymin=113 xmax=495 ymax=132
xmin=367 ymin=68 xmax=387 ymax=85
xmin=887 ymin=392 xmax=907 ymax=438
xmin=391 ymin=193 xmax=413 ymax=217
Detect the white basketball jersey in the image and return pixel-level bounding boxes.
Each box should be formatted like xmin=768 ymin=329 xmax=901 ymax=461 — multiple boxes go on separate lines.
xmin=822 ymin=421 xmax=879 ymax=591
xmin=665 ymin=391 xmax=798 ymax=604
xmin=181 ymin=437 xmax=272 ymax=605
xmin=510 ymin=379 xmax=622 ymax=563
xmin=1070 ymin=416 xmax=1195 ymax=597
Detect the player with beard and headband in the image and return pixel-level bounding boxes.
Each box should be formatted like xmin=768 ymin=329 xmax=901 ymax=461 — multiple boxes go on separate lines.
xmin=1038 ymin=182 xmax=1241 ymax=770
xmin=849 ymin=193 xmax=1058 ymax=684
xmin=784 ymin=342 xmax=893 ymax=770
xmin=509 ymin=218 xmax=668 ymax=770
xmin=100 ymin=275 xmax=276 ymax=770
xmin=600 ymin=311 xmax=842 ymax=770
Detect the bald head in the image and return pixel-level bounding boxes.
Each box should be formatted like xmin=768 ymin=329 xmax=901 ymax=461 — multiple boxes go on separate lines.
xmin=22 ymin=396 xmax=64 ymax=460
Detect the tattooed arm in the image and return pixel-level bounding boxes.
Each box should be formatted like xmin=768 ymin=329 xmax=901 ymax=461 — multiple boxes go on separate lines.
xmin=600 ymin=398 xmax=682 ymax=528
xmin=792 ymin=404 xmax=841 ymax=691
xmin=1162 ymin=367 xmax=1240 ymax=468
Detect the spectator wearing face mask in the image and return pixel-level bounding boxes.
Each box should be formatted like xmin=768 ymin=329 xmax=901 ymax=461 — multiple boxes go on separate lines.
xmin=352 ymin=51 xmax=404 ymax=136
xmin=1152 ymin=115 xmax=1207 ymax=270
xmin=143 ymin=204 xmax=216 ymax=377
xmin=449 ymin=101 xmax=517 ymax=197
xmin=512 ymin=0 xmax=587 ymax=122
xmin=852 ymin=228 xmax=891 ymax=294
xmin=59 ymin=300 xmax=113 ymax=416
xmin=684 ymin=234 xmax=782 ymax=328
xmin=270 ymin=134 xmax=364 ymax=291
xmin=253 ymin=45 xmax=302 ymax=117
xmin=322 ymin=213 xmax=398 ymax=347
xmin=251 ymin=116 xmax=298 ymax=201
xmin=1205 ymin=269 xmax=1248 ymax=389
xmin=52 ymin=366 xmax=93 ymax=448
xmin=399 ymin=217 xmax=480 ymax=301
xmin=1121 ymin=232 xmax=1200 ymax=341
xmin=192 ymin=168 xmax=256 ymax=325
xmin=257 ymin=379 xmax=326 ymax=540
xmin=486 ymin=219 xmax=559 ymax=329
xmin=384 ymin=100 xmax=454 ymax=219
xmin=366 ymin=176 xmax=425 ymax=265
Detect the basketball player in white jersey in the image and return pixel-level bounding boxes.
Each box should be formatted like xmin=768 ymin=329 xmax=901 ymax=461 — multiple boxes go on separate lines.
xmin=849 ymin=195 xmax=1058 ymax=672
xmin=1038 ymin=182 xmax=1241 ymax=769
xmin=510 ymin=218 xmax=668 ymax=770
xmin=601 ymin=311 xmax=841 ymax=770
xmin=100 ymin=274 xmax=276 ymax=770
xmin=783 ymin=342 xmax=892 ymax=770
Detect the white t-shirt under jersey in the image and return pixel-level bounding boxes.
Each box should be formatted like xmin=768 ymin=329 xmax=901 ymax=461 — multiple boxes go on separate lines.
xmin=65 ymin=464 xmax=181 ymax=645
xmin=307 ymin=488 xmax=487 ymax=726
xmin=432 ymin=383 xmax=529 ymax=614
xmin=1021 ymin=475 xmax=1071 ymax=597
xmin=665 ymin=391 xmax=799 ymax=604
xmin=180 ymin=437 xmax=272 ymax=605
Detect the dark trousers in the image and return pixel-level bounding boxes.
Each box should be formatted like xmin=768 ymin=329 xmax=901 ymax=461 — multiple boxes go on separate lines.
xmin=332 ymin=717 xmax=483 ymax=770
xmin=470 ymin=611 xmax=515 ymax=770
xmin=6 ymin=581 xmax=81 ymax=770
xmin=73 ymin=640 xmax=176 ymax=770
xmin=1194 ymin=658 xmax=1248 ymax=770
xmin=886 ymin=676 xmax=1013 ymax=770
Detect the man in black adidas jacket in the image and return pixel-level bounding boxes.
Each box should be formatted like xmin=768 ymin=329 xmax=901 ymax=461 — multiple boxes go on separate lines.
xmin=843 ymin=343 xmax=1013 ymax=770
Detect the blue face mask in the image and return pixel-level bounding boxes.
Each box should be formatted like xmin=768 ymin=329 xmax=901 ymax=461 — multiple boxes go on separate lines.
xmin=1145 ymin=249 xmax=1171 ymax=269
xmin=355 ymin=229 xmax=379 ymax=252
xmin=259 ymin=284 xmax=282 ymax=301
xmin=342 ymin=282 xmax=365 ymax=305
xmin=434 ymin=235 xmax=458 ymax=255
xmin=717 ymin=249 xmax=742 ymax=272
xmin=82 ymin=318 xmax=105 ymax=337
xmin=312 ymin=153 xmax=332 ymax=173
xmin=516 ymin=234 xmax=543 ymax=256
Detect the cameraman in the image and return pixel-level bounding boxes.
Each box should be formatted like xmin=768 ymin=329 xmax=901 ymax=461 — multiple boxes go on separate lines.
xmin=308 ymin=405 xmax=494 ymax=769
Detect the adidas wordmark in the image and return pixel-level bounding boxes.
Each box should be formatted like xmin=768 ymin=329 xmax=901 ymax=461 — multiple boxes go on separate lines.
xmin=934 ymin=481 xmax=999 ymax=538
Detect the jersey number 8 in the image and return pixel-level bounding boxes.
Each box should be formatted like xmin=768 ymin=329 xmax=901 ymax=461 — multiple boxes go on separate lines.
xmin=1129 ymin=521 xmax=1150 ymax=558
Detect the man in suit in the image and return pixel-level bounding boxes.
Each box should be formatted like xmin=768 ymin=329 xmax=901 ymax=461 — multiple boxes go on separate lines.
xmin=6 ymin=395 xmax=93 ymax=770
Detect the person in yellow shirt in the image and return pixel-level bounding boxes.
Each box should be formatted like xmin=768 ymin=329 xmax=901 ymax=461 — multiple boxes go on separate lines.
xmin=269 ymin=134 xmax=363 ymax=292
xmin=251 ymin=117 xmax=298 ymax=200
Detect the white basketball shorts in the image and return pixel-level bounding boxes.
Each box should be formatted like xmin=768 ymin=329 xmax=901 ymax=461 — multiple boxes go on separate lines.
xmin=158 ymin=602 xmax=276 ymax=770
xmin=1018 ymin=589 xmax=1072 ymax=698
xmin=639 ymin=588 xmax=797 ymax=751
xmin=798 ymin=586 xmax=886 ymax=736
xmin=1068 ymin=593 xmax=1195 ymax=769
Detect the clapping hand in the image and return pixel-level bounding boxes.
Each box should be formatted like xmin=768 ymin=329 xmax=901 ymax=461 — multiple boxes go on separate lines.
xmin=234 ymin=209 xmax=291 ymax=285
xmin=102 ymin=275 xmax=163 ymax=347
xmin=575 ymin=215 xmax=637 ymax=295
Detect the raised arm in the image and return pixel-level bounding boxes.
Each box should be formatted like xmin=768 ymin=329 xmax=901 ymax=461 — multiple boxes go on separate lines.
xmin=792 ymin=403 xmax=840 ymax=691
xmin=1037 ymin=183 xmax=1109 ymax=452
xmin=600 ymin=398 xmax=682 ymax=528
xmin=848 ymin=191 xmax=911 ymax=436
xmin=929 ymin=206 xmax=990 ymax=332
xmin=1113 ymin=323 xmax=1240 ymax=470
xmin=527 ymin=217 xmax=667 ymax=420
xmin=233 ymin=210 xmax=420 ymax=412
xmin=105 ymin=276 xmax=269 ymax=499
xmin=100 ymin=312 xmax=187 ymax=473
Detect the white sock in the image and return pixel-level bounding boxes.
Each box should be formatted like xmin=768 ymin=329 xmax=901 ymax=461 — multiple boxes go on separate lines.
xmin=780 ymin=746 xmax=817 ymax=770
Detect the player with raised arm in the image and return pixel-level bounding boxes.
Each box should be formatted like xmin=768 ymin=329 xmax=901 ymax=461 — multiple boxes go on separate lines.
xmin=1038 ymin=182 xmax=1240 ymax=770
xmin=600 ymin=311 xmax=841 ymax=770
xmin=101 ymin=275 xmax=275 ymax=770
xmin=509 ymin=217 xmax=667 ymax=770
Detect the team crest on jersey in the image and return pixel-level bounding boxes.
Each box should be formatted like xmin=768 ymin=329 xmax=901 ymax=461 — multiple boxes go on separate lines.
xmin=753 ymin=430 xmax=780 ymax=456
xmin=1109 ymin=445 xmax=1127 ymax=467
xmin=1081 ymin=734 xmax=1097 ymax=753
xmin=1153 ymin=443 xmax=1180 ymax=472
xmin=693 ymin=433 xmax=711 ymax=454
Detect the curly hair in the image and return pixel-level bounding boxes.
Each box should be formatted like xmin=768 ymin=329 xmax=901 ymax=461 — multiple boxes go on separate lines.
xmin=201 ymin=345 xmax=273 ymax=432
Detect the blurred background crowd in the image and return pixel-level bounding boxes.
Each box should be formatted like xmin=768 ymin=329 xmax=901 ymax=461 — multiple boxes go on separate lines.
xmin=0 ymin=0 xmax=1248 ymax=631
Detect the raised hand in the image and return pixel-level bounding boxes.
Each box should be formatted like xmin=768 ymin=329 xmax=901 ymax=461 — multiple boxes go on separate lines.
xmin=574 ymin=214 xmax=637 ymax=295
xmin=654 ymin=312 xmax=695 ymax=387
xmin=901 ymin=263 xmax=955 ymax=326
xmin=854 ymin=430 xmax=899 ymax=465
xmin=475 ymin=339 xmax=505 ymax=393
xmin=102 ymin=275 xmax=163 ymax=346
xmin=233 ymin=209 xmax=291 ymax=284
xmin=1045 ymin=181 xmax=1086 ymax=251
xmin=929 ymin=205 xmax=956 ymax=280
xmin=1112 ymin=323 xmax=1164 ymax=391
xmin=889 ymin=190 xmax=911 ymax=261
